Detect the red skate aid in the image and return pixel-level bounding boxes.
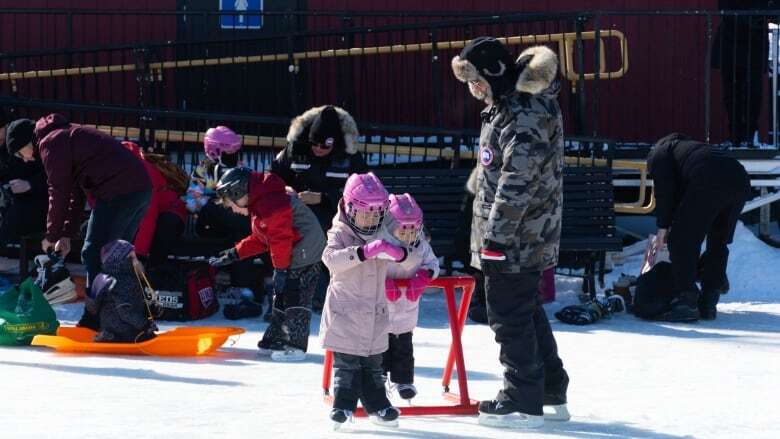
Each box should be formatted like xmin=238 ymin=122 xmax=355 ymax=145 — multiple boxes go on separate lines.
xmin=322 ymin=276 xmax=479 ymax=416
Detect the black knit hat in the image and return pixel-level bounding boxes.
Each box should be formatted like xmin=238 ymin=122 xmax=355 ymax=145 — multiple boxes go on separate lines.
xmin=5 ymin=118 xmax=36 ymax=155
xmin=309 ymin=105 xmax=344 ymax=150
xmin=451 ymin=37 xmax=519 ymax=98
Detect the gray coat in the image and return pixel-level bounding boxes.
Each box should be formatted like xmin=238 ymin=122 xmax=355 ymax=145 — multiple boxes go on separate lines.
xmin=469 ymin=46 xmax=564 ymax=274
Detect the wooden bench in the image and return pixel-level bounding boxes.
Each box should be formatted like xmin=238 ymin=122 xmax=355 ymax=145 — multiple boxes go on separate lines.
xmin=374 ymin=168 xmax=472 ymax=273
xmin=558 ymin=165 xmax=623 ymax=298
xmin=17 ymin=164 xmax=621 ymax=297
xmin=18 ymin=218 xmax=228 ymax=280
xmin=373 ymin=164 xmax=622 ymax=295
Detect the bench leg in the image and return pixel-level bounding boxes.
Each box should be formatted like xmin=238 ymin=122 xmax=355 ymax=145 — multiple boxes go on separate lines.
xmin=582 ymin=257 xmax=597 ymax=301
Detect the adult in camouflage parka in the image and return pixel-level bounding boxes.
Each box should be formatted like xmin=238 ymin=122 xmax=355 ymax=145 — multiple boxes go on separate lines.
xmin=451 ymin=37 xmax=569 ymax=427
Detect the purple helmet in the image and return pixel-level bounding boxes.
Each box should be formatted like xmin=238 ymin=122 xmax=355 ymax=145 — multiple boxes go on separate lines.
xmin=100 ymin=239 xmax=135 ymax=266
xmin=342 ymin=172 xmax=390 ymax=236
xmin=388 ymin=193 xmax=423 ymax=247
xmin=204 ymin=126 xmax=241 ymax=161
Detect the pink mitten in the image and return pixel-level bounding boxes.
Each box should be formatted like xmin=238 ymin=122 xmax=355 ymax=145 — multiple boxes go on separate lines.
xmin=385 ymin=278 xmax=402 ymax=302
xmin=405 ymin=269 xmax=431 ymax=301
xmin=362 ymin=240 xmax=406 ymax=262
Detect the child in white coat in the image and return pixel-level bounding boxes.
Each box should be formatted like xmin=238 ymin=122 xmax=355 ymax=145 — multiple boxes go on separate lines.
xmin=382 ymin=193 xmax=439 ymax=401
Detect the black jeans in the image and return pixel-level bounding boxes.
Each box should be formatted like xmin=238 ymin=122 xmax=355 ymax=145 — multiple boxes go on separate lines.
xmin=484 ymin=271 xmax=567 ymax=416
xmin=333 ymin=352 xmax=392 ymax=413
xmin=382 ymin=332 xmax=414 ymax=385
xmin=668 ymin=158 xmax=750 ymax=294
xmin=82 ymin=189 xmax=151 ymax=288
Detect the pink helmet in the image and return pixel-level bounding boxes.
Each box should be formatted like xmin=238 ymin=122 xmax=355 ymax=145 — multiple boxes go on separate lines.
xmin=204 ymin=126 xmax=241 ymax=161
xmin=388 ymin=193 xmax=423 ymax=247
xmin=342 ymin=172 xmax=390 ymax=235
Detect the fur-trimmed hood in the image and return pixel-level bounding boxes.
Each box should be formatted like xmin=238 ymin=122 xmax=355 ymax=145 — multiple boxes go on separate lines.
xmin=286 ymin=105 xmax=359 ymax=155
xmin=451 ymin=44 xmax=559 ymax=97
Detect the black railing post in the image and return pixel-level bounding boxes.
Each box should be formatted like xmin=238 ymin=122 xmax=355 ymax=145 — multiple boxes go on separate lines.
xmin=340 ymin=15 xmax=356 ymax=111
xmin=134 ymin=46 xmax=152 ymax=148
xmin=592 ymin=13 xmax=601 ymax=138
xmin=286 ymin=11 xmax=299 ymax=117
xmin=704 ymin=13 xmax=713 ymax=144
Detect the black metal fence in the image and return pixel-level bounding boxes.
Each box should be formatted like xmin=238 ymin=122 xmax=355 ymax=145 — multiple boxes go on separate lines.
xmin=1 ymin=8 xmax=779 ymax=161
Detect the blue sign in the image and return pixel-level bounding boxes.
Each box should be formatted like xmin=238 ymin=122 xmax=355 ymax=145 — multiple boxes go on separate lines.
xmin=220 ymin=0 xmax=263 ymax=30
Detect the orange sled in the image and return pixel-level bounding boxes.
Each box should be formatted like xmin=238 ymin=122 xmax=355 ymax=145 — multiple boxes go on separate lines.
xmin=31 ymin=326 xmax=245 ymax=356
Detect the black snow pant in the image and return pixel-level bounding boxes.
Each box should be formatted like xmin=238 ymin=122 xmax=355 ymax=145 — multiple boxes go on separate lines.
xmin=382 ymin=332 xmax=414 ymax=385
xmin=0 ymin=192 xmax=47 ymax=246
xmin=668 ymin=157 xmax=751 ymax=300
xmin=333 ymin=352 xmax=393 ymax=413
xmin=147 ymin=212 xmax=185 ymax=267
xmin=259 ymin=263 xmax=321 ymax=352
xmin=484 ymin=271 xmax=567 ymax=416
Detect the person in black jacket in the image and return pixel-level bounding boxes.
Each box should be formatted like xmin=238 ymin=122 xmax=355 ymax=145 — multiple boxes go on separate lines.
xmin=647 ymin=133 xmax=752 ymax=321
xmin=0 ymin=116 xmax=48 ymax=246
xmin=272 ymin=105 xmax=368 ymax=230
xmin=272 ymin=105 xmax=368 ymax=310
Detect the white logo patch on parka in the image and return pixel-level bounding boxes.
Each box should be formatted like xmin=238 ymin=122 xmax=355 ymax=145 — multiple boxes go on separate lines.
xmin=480 ymin=146 xmax=494 ymax=166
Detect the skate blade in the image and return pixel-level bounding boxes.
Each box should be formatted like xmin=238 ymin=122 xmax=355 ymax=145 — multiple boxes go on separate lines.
xmin=478 ymin=413 xmax=544 ymax=429
xmin=369 ymin=417 xmax=399 ymax=428
xmin=543 ymin=404 xmax=571 ymax=422
xmin=256 ymin=348 xmax=278 ymax=357
xmin=271 ymin=350 xmax=306 ymax=362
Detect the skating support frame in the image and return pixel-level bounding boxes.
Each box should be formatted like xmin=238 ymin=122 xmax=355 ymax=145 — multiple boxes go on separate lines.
xmin=322 ymin=276 xmax=479 ymax=417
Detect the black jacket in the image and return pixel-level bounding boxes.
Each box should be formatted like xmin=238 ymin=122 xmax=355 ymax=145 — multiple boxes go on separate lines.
xmin=272 ymin=105 xmax=367 ymax=230
xmin=272 ymin=142 xmax=367 ymax=230
xmin=0 ymin=142 xmax=48 ymax=202
xmin=647 ymin=133 xmax=750 ymax=228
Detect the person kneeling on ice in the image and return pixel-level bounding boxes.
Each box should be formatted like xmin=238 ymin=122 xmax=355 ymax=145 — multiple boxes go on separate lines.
xmin=209 ymin=167 xmax=325 ymax=361
xmin=382 ymin=193 xmax=439 ymax=402
xmin=320 ymin=172 xmax=405 ymax=429
xmin=86 ymin=240 xmax=160 ymax=343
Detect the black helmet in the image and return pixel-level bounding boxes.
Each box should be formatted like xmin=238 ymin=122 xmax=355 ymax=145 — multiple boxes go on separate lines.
xmin=216 ymin=167 xmax=251 ymax=202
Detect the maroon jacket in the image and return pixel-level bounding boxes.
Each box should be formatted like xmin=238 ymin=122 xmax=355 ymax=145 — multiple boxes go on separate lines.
xmin=34 ymin=114 xmax=151 ymax=241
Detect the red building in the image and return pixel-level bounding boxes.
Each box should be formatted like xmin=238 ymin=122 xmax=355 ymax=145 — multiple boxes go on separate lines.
xmin=0 ymin=1 xmax=757 ymax=144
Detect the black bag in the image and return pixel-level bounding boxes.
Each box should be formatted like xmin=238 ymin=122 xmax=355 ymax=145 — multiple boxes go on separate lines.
xmin=149 ymin=262 xmax=218 ymax=321
xmin=148 ymin=263 xmax=188 ymax=321
xmin=633 ymin=262 xmax=677 ymax=319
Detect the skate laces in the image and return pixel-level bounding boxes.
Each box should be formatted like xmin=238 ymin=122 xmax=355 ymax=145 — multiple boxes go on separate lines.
xmin=377 ymin=406 xmax=398 ymax=418
xmin=334 ymin=409 xmax=354 ymax=423
xmin=606 ymin=295 xmax=626 ymax=314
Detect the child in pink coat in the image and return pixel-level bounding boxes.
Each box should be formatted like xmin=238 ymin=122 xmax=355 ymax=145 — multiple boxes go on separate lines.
xmin=320 ymin=173 xmax=406 ymax=430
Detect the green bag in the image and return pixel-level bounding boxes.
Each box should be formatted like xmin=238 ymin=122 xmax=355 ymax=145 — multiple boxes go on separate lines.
xmin=0 ymin=278 xmax=60 ymax=345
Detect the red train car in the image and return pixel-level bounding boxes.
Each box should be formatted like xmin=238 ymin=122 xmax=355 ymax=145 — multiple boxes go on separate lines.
xmin=1 ymin=1 xmax=762 ymax=144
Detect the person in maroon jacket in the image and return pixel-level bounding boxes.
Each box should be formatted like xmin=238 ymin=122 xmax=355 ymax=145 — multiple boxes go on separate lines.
xmin=7 ymin=114 xmax=151 ymax=326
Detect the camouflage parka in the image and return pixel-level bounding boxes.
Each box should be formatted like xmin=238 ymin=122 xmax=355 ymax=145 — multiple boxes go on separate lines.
xmin=469 ymin=46 xmax=564 ymax=273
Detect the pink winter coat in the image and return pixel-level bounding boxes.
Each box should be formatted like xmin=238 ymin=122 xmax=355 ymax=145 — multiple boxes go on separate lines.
xmin=386 ymin=239 xmax=440 ymax=335
xmin=320 ymin=207 xmax=392 ymax=357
